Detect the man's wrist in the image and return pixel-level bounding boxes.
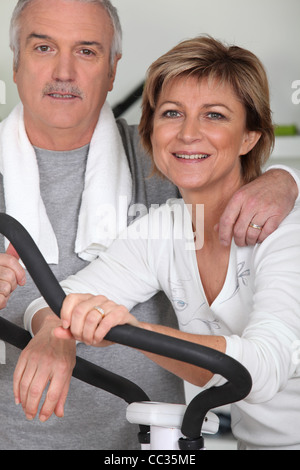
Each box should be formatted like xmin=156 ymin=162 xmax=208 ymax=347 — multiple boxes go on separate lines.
xmin=32 ymin=308 xmax=62 ymax=335
xmin=267 ymin=166 xmax=300 ymax=201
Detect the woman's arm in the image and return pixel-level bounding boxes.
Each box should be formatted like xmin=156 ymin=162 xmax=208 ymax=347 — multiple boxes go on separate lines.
xmin=224 ymin=214 xmax=300 ymax=404
xmin=55 ymin=292 xmax=226 ymax=388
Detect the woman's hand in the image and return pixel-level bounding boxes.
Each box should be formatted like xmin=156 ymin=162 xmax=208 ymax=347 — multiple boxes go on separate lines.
xmin=54 ymin=293 xmax=140 ymax=346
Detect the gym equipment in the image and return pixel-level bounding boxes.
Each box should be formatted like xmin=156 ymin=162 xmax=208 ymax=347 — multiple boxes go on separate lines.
xmin=0 ymin=213 xmax=252 ymax=450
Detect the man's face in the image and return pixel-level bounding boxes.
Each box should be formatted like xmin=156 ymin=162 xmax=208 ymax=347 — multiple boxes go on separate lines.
xmin=13 ymin=0 xmax=120 ymax=148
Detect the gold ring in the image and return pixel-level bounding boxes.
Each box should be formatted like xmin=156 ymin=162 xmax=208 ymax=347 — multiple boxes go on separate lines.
xmin=249 ymin=222 xmax=263 ymax=231
xmin=92 ymin=306 xmax=106 ymax=319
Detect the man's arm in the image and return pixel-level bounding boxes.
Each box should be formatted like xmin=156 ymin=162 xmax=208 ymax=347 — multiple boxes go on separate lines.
xmin=13 ymin=308 xmax=76 ymax=422
xmin=10 ymin=166 xmax=300 ymax=422
xmin=0 ymin=244 xmax=26 ymax=309
xmin=218 ymin=168 xmax=299 ymax=247
xmin=1 ymin=168 xmax=298 ymax=308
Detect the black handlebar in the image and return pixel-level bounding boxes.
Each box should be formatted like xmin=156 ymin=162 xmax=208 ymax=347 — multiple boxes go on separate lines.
xmin=0 ymin=213 xmax=252 ymax=445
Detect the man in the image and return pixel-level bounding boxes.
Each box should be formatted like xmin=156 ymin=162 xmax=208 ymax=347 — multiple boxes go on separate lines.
xmin=0 ymin=0 xmax=298 ymax=450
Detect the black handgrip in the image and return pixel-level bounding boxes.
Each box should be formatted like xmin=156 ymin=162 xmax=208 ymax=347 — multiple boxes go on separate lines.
xmin=0 ymin=214 xmax=150 ymax=408
xmin=0 ymin=213 xmax=252 ymax=440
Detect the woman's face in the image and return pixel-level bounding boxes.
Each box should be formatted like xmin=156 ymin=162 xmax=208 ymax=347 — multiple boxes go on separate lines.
xmin=151 ymin=76 xmax=260 ymax=196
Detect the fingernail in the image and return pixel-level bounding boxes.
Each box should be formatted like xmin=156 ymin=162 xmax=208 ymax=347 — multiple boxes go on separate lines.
xmin=39 ymin=415 xmax=47 ymax=423
xmin=15 ymin=397 xmax=20 ymax=405
xmin=62 ymin=320 xmax=69 ymax=330
xmin=26 ymin=414 xmax=34 ymax=421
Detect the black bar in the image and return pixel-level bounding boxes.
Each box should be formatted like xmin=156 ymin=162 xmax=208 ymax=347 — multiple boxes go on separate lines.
xmin=0 ymin=213 xmax=252 ymax=440
xmin=113 ymin=83 xmax=144 ymax=118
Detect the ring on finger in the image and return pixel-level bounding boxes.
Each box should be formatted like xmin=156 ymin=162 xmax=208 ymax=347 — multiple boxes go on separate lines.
xmin=249 ymin=222 xmax=263 ymax=231
xmin=92 ymin=306 xmax=107 ymax=320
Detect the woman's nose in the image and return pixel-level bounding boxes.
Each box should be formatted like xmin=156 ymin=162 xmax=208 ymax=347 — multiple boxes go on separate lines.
xmin=177 ymin=117 xmax=203 ymax=143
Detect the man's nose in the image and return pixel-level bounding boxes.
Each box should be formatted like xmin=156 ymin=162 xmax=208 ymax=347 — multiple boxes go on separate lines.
xmin=52 ymin=52 xmax=76 ymax=82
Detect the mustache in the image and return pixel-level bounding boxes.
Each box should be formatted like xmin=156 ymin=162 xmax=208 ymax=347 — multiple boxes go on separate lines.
xmin=43 ymin=82 xmax=84 ymax=98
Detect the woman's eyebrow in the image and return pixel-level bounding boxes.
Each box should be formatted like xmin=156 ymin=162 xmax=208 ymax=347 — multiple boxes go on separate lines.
xmin=202 ymin=103 xmax=234 ymax=113
xmin=157 ymin=100 xmax=182 ymax=108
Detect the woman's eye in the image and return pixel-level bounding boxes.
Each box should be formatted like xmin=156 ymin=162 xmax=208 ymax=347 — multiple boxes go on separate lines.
xmin=163 ymin=110 xmax=181 ymax=118
xmin=207 ymin=112 xmax=225 ymax=120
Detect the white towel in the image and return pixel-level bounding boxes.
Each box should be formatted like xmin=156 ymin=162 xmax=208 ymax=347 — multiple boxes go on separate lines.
xmin=0 ymin=102 xmax=132 ymax=263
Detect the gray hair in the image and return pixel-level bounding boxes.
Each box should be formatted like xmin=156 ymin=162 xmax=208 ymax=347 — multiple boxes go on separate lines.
xmin=10 ymin=0 xmax=122 ymax=70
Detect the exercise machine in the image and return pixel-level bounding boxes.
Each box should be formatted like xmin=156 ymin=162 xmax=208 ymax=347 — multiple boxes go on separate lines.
xmin=0 ymin=213 xmax=252 ymax=450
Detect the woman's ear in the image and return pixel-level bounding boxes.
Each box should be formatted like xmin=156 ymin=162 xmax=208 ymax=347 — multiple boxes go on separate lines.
xmin=240 ymin=131 xmax=262 ymax=155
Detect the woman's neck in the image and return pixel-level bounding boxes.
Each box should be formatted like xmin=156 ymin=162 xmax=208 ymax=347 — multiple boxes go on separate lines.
xmin=180 ymin=175 xmax=243 ymax=245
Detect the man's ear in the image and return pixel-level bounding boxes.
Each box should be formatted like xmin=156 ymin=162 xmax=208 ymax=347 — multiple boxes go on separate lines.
xmin=13 ymin=52 xmax=18 ymax=83
xmin=108 ymin=54 xmax=122 ymax=91
xmin=240 ymin=130 xmax=262 ymax=155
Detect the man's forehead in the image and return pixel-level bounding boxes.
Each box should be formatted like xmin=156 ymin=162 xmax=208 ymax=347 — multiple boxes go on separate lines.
xmin=20 ymin=0 xmax=113 ymax=43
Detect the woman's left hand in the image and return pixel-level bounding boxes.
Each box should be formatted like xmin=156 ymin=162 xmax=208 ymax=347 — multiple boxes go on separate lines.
xmin=54 ymin=293 xmax=140 ymax=346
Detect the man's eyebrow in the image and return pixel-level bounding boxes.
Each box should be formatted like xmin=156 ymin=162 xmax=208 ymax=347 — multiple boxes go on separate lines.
xmin=26 ymin=34 xmax=105 ymax=52
xmin=74 ymin=41 xmax=105 ymax=52
xmin=26 ymin=33 xmax=53 ymax=44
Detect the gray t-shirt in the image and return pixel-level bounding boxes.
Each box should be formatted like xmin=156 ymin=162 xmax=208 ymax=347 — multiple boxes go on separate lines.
xmin=0 ymin=119 xmax=184 ymax=450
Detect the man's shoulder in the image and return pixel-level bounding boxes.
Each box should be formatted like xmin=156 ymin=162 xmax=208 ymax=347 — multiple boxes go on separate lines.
xmin=116 ymin=117 xmax=152 ymax=178
xmin=116 ymin=118 xmax=179 ymax=207
xmin=116 ymin=118 xmax=139 ymax=148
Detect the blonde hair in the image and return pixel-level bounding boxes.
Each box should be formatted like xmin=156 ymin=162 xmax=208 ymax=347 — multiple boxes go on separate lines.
xmin=139 ymin=36 xmax=274 ymax=183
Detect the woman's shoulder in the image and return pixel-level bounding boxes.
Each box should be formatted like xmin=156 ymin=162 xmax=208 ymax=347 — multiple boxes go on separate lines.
xmin=252 ymin=202 xmax=300 ymax=262
xmin=279 ymin=202 xmax=300 ymax=228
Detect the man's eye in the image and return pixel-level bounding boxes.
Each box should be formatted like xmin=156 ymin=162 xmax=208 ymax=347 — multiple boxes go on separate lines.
xmin=80 ymin=49 xmax=94 ymax=56
xmin=37 ymin=45 xmax=51 ymax=52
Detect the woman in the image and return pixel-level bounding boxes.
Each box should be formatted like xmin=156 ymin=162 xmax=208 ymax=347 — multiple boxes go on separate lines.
xmin=23 ymin=36 xmax=300 ymax=449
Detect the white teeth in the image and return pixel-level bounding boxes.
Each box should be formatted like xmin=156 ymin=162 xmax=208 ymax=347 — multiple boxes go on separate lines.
xmin=50 ymin=94 xmax=75 ymax=99
xmin=175 ymin=154 xmax=209 ymax=160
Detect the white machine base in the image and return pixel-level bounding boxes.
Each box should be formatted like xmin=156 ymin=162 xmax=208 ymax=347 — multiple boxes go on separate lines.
xmin=126 ymin=401 xmax=219 ymax=451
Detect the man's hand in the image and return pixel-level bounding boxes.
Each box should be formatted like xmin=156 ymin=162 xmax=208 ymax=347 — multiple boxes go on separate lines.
xmin=13 ymin=311 xmax=76 ymax=422
xmin=0 ymin=243 xmax=26 ymax=309
xmin=218 ymin=169 xmax=299 ymax=247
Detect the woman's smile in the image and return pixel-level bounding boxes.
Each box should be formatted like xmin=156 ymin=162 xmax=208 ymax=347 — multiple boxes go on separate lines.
xmin=173 ymin=152 xmax=210 ymax=161
xmin=151 ymin=75 xmax=259 ymax=196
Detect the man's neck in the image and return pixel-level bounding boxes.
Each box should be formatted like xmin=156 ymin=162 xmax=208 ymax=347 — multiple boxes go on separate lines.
xmin=26 ymin=125 xmax=93 ymax=151
xmin=23 ymin=111 xmax=97 ymax=151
